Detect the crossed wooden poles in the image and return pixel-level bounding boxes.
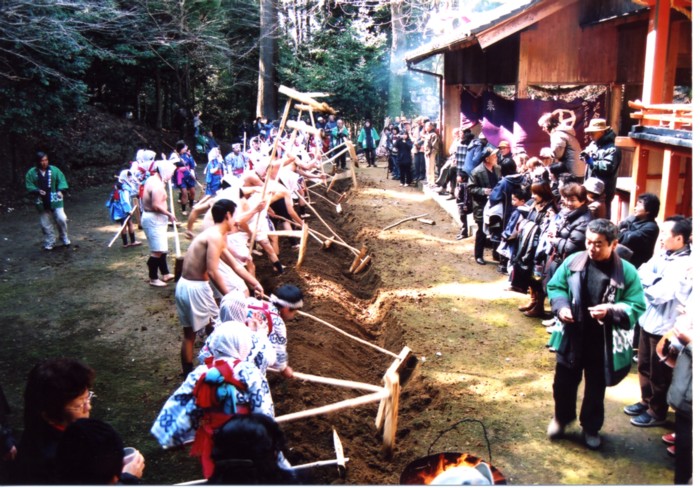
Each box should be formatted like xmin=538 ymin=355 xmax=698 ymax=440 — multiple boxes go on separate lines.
xmin=248 ymin=85 xmax=367 ymax=272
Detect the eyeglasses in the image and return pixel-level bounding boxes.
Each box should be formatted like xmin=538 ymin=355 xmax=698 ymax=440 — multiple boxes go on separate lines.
xmin=67 ymin=390 xmax=96 ymax=411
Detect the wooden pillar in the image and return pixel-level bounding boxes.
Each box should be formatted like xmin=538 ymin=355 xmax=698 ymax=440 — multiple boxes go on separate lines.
xmin=680 ymin=155 xmax=692 ymax=217
xmin=610 ymin=84 xmax=623 ymax=135
xmin=658 ymin=149 xmax=680 ymax=220
xmin=629 ymin=145 xmax=649 ymax=208
xmin=663 ymin=20 xmax=682 ymax=102
xmin=641 ymin=0 xmax=671 ymax=104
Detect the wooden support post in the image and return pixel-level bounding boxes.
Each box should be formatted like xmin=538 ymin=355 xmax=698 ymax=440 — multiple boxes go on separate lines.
xmin=375 ymin=346 xmax=411 ymax=432
xmin=352 ymin=254 xmax=372 ymax=274
xmin=349 ymin=244 xmax=368 ymax=273
xmin=381 ymin=372 xmax=400 ymax=458
xmin=296 ymin=222 xmax=309 ymax=268
xmin=345 ymin=140 xmax=358 ymax=188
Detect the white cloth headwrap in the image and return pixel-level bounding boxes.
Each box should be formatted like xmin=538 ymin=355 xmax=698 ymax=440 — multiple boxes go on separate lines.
xmin=205 ymin=321 xmax=253 ymax=361
xmin=220 ymin=292 xmax=249 ymax=323
xmin=118 ymin=169 xmax=131 ymax=184
xmin=208 ymin=147 xmax=221 ymax=162
xmin=156 ymin=159 xmax=176 ymax=181
xmin=269 ymin=293 xmax=303 ymax=310
xmin=137 ymin=149 xmax=156 ymax=164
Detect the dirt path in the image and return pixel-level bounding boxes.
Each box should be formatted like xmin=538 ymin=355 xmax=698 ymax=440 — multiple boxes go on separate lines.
xmin=0 ymin=165 xmax=675 ymax=484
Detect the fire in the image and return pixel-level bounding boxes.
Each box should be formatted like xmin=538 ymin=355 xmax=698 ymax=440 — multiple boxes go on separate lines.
xmin=416 ymin=452 xmax=478 ymax=484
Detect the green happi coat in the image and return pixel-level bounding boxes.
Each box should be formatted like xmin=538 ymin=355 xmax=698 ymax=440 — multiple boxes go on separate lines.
xmin=25 ymin=165 xmax=69 ymax=211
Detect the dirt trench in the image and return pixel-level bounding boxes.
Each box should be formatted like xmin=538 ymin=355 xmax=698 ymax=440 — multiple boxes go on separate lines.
xmin=0 ymin=164 xmax=677 ymax=485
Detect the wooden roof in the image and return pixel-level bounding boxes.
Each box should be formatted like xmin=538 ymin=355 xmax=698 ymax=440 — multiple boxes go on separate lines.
xmin=405 ymin=0 xmax=653 ymax=65
xmin=405 ymin=0 xmax=540 ymax=64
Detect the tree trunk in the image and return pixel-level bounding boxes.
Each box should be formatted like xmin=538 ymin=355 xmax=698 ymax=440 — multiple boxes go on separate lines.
xmin=257 ymin=0 xmax=278 ymax=119
xmin=155 ymin=68 xmax=163 ymax=130
xmin=388 ymin=0 xmax=406 ymax=118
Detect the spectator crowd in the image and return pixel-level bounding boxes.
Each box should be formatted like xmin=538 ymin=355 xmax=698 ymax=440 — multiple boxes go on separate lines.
xmin=8 ymin=108 xmax=693 ymax=485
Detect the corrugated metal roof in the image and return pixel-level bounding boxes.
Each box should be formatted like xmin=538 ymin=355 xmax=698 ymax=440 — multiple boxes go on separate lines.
xmin=405 ymin=0 xmax=540 ymax=64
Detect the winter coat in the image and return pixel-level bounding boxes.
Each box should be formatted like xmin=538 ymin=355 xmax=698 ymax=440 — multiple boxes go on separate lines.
xmin=550 ymin=127 xmax=584 ymax=178
xmin=424 ymin=130 xmax=439 ymax=158
xmin=617 ymin=216 xmax=659 ymax=268
xmin=489 ymin=173 xmax=527 ymax=225
xmin=467 ymin=163 xmax=501 ymax=223
xmin=463 ymin=138 xmax=487 ymax=175
xmin=551 ymin=204 xmax=592 ymax=262
xmin=637 ymin=246 xmax=693 ymax=336
xmin=547 ymin=251 xmax=646 ymax=381
xmin=583 ymin=129 xmax=621 ymax=201
xmin=394 ymin=138 xmax=413 ymax=166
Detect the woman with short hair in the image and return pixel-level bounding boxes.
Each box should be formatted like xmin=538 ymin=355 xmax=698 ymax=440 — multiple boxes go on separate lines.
xmin=12 ymin=358 xmax=95 ymax=484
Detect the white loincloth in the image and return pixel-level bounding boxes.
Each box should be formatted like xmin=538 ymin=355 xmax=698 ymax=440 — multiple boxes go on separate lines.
xmin=175 ymin=277 xmax=219 ymax=333
xmin=141 ymin=211 xmax=169 ymax=253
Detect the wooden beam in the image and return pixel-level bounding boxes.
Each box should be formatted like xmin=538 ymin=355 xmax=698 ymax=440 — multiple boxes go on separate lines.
xmin=476 ymin=0 xmax=577 ymax=49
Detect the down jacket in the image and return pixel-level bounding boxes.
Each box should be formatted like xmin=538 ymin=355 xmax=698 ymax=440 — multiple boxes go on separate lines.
xmin=617 ymin=216 xmax=659 ymax=268
xmin=551 ymin=204 xmax=592 ymax=261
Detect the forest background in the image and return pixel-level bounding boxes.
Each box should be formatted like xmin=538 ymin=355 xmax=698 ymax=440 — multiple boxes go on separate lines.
xmin=0 ymin=0 xmax=503 ymax=208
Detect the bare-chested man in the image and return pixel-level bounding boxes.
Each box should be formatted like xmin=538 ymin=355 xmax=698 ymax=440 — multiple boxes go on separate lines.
xmin=183 ymin=176 xmax=265 ymax=298
xmin=175 ymin=198 xmax=262 ymax=375
xmin=141 ymin=160 xmax=177 ymax=287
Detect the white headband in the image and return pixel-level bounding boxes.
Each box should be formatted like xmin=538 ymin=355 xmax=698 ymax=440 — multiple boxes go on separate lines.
xmin=270 ymin=293 xmax=303 ymax=310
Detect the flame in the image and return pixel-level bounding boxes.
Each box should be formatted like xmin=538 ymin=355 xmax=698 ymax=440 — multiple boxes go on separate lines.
xmin=416 ymin=453 xmax=477 ymax=485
